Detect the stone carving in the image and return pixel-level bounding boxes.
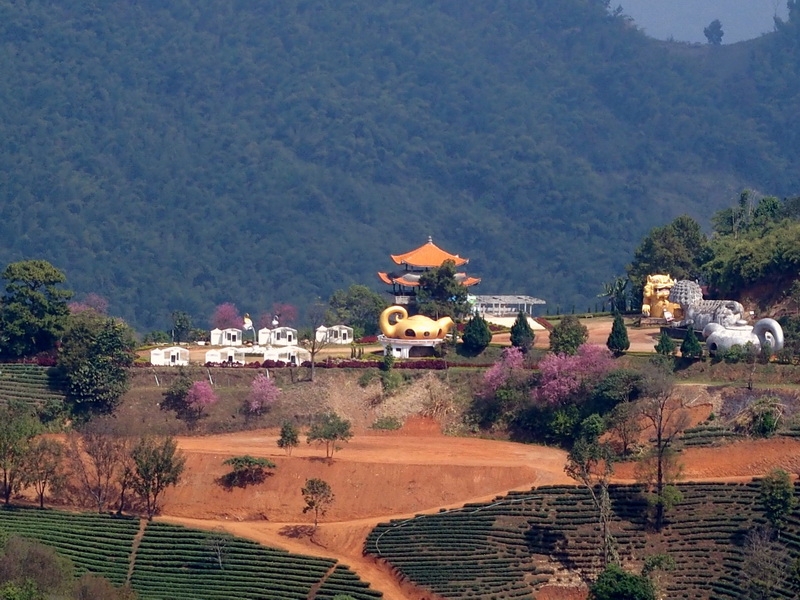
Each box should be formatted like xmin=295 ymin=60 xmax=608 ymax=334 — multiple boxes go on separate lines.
xmin=641 ymin=274 xmax=682 ymax=320
xmin=703 ymin=319 xmax=784 ymax=355
xmin=668 ymin=280 xmax=744 ymax=331
xmin=379 ymin=306 xmax=454 ymax=340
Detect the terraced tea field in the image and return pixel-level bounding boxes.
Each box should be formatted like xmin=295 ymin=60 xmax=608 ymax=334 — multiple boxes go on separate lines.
xmin=0 ymin=364 xmax=66 ymax=407
xmin=0 ymin=507 xmax=381 ymax=600
xmin=366 ymin=482 xmax=799 ymax=600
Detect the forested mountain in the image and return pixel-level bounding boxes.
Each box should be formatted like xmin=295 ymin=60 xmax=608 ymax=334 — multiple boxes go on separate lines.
xmin=2 ymin=0 xmax=800 ymax=331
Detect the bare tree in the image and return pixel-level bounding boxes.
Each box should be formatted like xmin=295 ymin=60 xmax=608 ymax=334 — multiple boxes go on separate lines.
xmin=741 ymin=525 xmax=790 ymax=599
xmin=635 ymin=362 xmax=690 ymax=530
xmin=302 ymin=301 xmax=331 ymax=382
xmin=23 ymin=438 xmax=64 ymax=509
xmin=606 ymin=401 xmax=643 ymax=456
xmin=565 ymin=433 xmax=618 ymax=567
xmin=116 ymin=450 xmax=136 ymax=516
xmin=65 ymin=425 xmax=128 ymax=513
xmin=204 ymin=529 xmax=231 ymax=569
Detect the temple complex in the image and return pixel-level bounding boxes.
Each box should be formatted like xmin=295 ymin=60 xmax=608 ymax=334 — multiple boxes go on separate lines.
xmin=378 ymin=237 xmax=481 ymax=306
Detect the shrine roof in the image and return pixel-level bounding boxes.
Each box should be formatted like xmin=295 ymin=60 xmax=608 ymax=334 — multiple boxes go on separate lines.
xmin=390 ymin=237 xmax=468 ymax=268
xmin=377 ymin=271 xmax=480 ymax=287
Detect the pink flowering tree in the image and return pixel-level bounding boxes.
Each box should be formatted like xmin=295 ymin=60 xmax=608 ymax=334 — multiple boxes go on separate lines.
xmin=245 ymin=374 xmax=280 ymax=416
xmin=483 ymin=346 xmax=525 ymax=395
xmin=211 ymin=303 xmax=241 ymax=330
xmin=271 ymin=303 xmax=298 ymax=326
xmin=69 ymin=293 xmax=109 ymax=315
xmin=534 ymin=344 xmax=614 ymax=406
xmin=471 ymin=346 xmax=532 ymax=430
xmin=186 ymin=380 xmax=218 ymax=424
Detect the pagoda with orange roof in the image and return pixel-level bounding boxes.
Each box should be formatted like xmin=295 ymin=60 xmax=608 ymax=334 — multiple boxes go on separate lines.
xmin=378 ymin=237 xmax=480 ymax=306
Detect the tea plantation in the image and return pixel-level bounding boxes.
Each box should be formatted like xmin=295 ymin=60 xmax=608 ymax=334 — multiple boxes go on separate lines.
xmin=0 ymin=364 xmax=66 ymax=408
xmin=365 ymin=482 xmax=800 ymax=599
xmin=0 ymin=507 xmax=381 ymax=599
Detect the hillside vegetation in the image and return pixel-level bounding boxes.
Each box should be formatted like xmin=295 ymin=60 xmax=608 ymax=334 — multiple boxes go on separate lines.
xmin=3 ymin=0 xmax=800 ymax=329
xmin=366 ymin=481 xmax=800 ymax=599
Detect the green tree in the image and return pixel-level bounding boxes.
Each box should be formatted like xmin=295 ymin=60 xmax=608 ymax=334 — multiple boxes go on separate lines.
xmin=416 ymin=260 xmax=469 ymax=320
xmin=703 ymin=19 xmax=724 ymax=45
xmin=307 ymin=412 xmax=353 ymax=459
xmin=161 ymin=369 xmax=193 ymax=419
xmin=0 ymin=535 xmax=74 ymax=599
xmin=131 ymin=436 xmax=186 ymax=520
xmin=219 ymin=456 xmax=276 ymax=488
xmin=57 ymin=312 xmax=137 ymax=417
xmin=171 ymin=311 xmax=192 ymax=343
xmin=599 ymin=276 xmax=629 ymax=313
xmin=65 ymin=423 xmax=129 ymax=513
xmin=301 ymin=478 xmax=334 ymax=528
xmin=549 ymin=316 xmax=588 ymax=355
xmin=760 ymin=468 xmax=796 ymax=532
xmin=654 ymin=331 xmax=676 ymax=356
xmin=461 ymin=314 xmax=492 ymax=354
xmin=606 ymin=313 xmax=630 ymax=356
xmin=627 ymin=216 xmax=708 ymax=293
xmin=509 ymin=311 xmax=535 ymax=354
xmin=0 ymin=260 xmax=72 ymax=358
xmin=277 ymin=422 xmax=300 ymax=455
xmin=0 ymin=404 xmax=39 ymax=505
xmin=589 ymin=564 xmax=656 ymax=600
xmin=680 ymin=327 xmax=703 ymax=360
xmin=326 ymin=285 xmax=388 ymax=338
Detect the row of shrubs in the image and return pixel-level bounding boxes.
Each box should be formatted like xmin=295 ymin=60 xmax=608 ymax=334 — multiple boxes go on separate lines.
xmin=135 ymin=358 xmax=490 ymax=370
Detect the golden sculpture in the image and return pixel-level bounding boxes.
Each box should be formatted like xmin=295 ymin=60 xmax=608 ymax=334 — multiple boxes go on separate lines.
xmin=379 ymin=306 xmax=454 ymax=340
xmin=641 ymin=274 xmax=683 ymax=320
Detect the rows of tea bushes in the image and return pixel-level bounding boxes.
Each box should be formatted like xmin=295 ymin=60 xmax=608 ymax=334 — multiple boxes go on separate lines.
xmin=366 ymin=482 xmax=800 ymax=599
xmin=0 ymin=508 xmax=381 ymax=599
xmin=0 ymin=507 xmax=138 ymax=585
xmin=131 ymin=522 xmax=381 ymax=600
xmin=0 ymin=364 xmax=66 ymax=406
xmin=679 ymin=424 xmax=744 ymax=447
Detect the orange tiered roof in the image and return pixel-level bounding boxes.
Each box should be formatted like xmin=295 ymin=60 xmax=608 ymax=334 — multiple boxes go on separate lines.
xmin=377 ymin=271 xmax=481 ymax=287
xmin=390 ymin=237 xmax=468 ymax=268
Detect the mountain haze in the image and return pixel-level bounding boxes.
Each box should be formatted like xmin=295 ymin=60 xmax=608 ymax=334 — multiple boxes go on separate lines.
xmin=2 ymin=0 xmax=800 ymax=330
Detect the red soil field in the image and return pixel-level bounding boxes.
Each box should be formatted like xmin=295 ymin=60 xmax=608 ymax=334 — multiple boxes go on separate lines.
xmin=155 ymin=415 xmax=800 ymax=600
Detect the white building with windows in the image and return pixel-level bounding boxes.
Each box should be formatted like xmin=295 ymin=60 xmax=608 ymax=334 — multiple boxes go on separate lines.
xmin=150 ymin=346 xmax=190 ymax=366
xmin=210 ymin=328 xmax=243 ymax=346
xmin=315 ymin=324 xmax=354 ymax=344
xmin=271 ymin=327 xmax=297 ymax=347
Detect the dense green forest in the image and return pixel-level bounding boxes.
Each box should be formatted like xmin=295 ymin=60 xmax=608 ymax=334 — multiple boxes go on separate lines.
xmin=2 ymin=0 xmax=800 ymax=331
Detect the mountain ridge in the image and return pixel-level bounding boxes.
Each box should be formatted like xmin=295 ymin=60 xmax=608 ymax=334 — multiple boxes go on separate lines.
xmin=2 ymin=0 xmax=799 ymax=330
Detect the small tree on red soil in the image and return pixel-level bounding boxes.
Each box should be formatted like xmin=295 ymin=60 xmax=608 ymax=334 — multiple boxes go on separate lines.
xmin=245 ymin=374 xmax=280 ymax=416
xmin=211 ymin=303 xmax=241 ymax=330
xmin=302 ymin=477 xmax=334 ymax=529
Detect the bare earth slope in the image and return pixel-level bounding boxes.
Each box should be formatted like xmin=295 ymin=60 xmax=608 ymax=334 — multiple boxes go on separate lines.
xmin=156 ymin=418 xmax=800 ymax=600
